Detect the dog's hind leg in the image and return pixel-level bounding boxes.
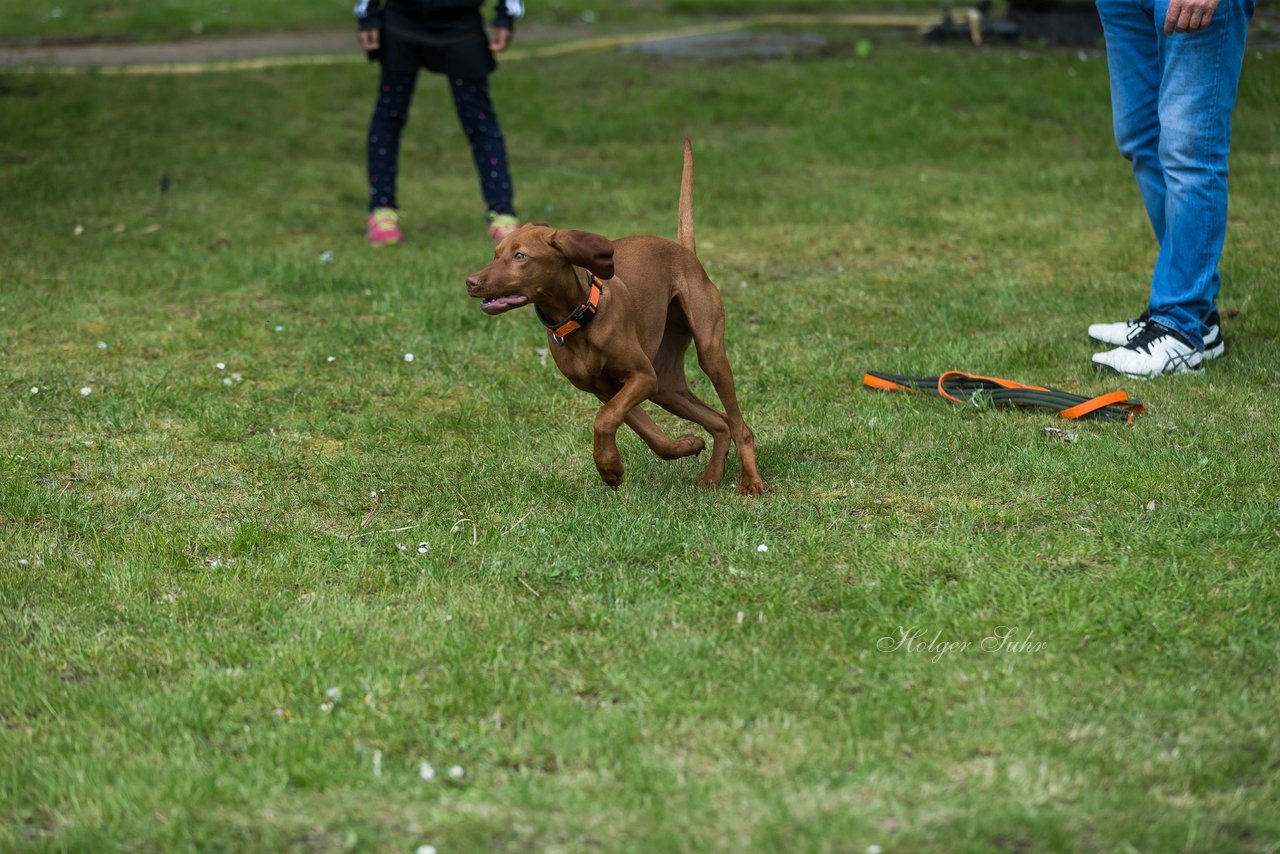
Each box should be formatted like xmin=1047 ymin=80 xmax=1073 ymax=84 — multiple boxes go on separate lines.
xmin=598 ymin=393 xmax=706 ymax=461
xmin=650 ymin=330 xmax=734 ymax=488
xmin=628 ymin=409 xmax=705 ymax=460
xmin=682 ymin=284 xmax=765 ymax=496
xmin=651 ymin=383 xmax=733 ymax=489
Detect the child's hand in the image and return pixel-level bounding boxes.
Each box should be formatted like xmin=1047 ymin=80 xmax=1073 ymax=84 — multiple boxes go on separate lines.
xmin=358 ymin=29 xmax=381 ymax=52
xmin=489 ymin=27 xmax=513 ymax=52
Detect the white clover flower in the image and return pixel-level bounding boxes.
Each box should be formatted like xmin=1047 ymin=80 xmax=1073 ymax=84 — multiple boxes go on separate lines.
xmin=404 ymin=353 xmax=414 ymax=363
xmin=97 ymin=341 xmax=108 ymax=350
xmin=756 ymin=543 xmax=768 ymax=553
xmin=326 ymin=356 xmax=336 ymax=363
xmin=216 ymin=362 xmax=226 ymax=370
xmin=325 ymin=686 xmax=342 ymax=703
xmin=274 ymin=325 xmax=284 ymax=332
xmin=80 ymin=386 xmax=92 ymax=396
xmin=29 ymin=387 xmax=39 ymax=394
xmin=417 ymin=542 xmax=430 ymax=555
xmin=419 ymin=762 xmax=436 ymax=781
xmin=417 ymin=846 xmax=437 ymax=854
xmin=447 ymin=765 xmax=464 ymax=780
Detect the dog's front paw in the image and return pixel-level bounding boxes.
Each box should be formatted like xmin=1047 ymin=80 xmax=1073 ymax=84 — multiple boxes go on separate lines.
xmin=596 ymin=455 xmax=625 ymax=489
xmin=736 ymin=476 xmax=765 ymax=497
xmin=692 ymin=472 xmax=720 ymax=490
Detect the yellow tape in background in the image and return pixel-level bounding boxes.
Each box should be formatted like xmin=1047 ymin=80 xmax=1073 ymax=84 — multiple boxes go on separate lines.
xmin=4 ymin=13 xmax=934 ymax=76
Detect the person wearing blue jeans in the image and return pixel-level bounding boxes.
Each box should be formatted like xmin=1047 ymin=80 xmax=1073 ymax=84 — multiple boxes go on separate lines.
xmin=1089 ymin=0 xmax=1256 ymax=378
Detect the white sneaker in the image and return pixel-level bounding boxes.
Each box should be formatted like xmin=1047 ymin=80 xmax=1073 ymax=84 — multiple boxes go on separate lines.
xmin=1088 ymin=311 xmax=1150 ymax=347
xmin=1092 ymin=321 xmax=1203 ymax=379
xmin=1089 ymin=309 xmax=1224 ymax=360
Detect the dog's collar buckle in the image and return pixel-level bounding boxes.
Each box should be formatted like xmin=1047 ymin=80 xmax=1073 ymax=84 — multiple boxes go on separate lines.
xmin=536 ymin=273 xmax=603 ymax=344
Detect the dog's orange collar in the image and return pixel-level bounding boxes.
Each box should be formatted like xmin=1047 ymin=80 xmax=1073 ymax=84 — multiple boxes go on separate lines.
xmin=535 ymin=273 xmax=603 ymax=344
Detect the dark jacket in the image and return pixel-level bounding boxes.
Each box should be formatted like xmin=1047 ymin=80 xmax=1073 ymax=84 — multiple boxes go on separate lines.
xmin=354 ymin=0 xmax=522 ymax=32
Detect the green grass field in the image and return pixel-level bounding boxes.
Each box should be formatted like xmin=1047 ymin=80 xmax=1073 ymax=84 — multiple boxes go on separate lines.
xmin=0 ymin=0 xmax=942 ymax=42
xmin=3 ymin=21 xmax=1279 ymax=853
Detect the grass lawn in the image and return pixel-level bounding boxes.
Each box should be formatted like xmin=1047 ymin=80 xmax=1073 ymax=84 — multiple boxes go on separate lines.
xmin=2 ymin=21 xmax=1279 ymax=853
xmin=0 ymin=0 xmax=943 ymax=42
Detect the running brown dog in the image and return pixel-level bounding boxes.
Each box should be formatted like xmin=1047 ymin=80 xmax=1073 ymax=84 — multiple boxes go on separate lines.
xmin=465 ymin=141 xmax=764 ymax=495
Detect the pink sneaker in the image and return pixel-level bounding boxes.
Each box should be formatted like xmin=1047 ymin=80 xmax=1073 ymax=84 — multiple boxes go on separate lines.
xmin=367 ymin=207 xmax=402 ymax=246
xmin=487 ymin=212 xmax=520 ymax=245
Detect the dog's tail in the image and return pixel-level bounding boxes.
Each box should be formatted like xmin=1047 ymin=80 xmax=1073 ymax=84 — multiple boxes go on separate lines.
xmin=678 ymin=138 xmax=696 ymax=256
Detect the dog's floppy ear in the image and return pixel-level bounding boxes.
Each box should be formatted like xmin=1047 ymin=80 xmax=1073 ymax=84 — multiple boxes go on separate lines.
xmin=549 ymin=229 xmax=615 ymax=280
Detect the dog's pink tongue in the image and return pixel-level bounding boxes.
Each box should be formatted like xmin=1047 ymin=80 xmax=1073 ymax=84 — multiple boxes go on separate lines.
xmin=480 ymin=295 xmax=529 ymax=315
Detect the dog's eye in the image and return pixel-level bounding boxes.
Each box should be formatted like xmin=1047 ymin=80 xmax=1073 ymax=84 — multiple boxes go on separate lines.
xmin=513 ymin=252 xmax=527 ymax=261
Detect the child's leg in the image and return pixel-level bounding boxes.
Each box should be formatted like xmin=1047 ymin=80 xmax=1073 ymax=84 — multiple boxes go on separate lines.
xmin=448 ymin=77 xmax=516 ymax=217
xmin=367 ymin=64 xmax=419 ymax=211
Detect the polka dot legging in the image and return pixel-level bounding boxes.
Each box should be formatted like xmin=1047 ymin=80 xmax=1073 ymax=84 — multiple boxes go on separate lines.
xmin=367 ymin=71 xmax=516 ymax=217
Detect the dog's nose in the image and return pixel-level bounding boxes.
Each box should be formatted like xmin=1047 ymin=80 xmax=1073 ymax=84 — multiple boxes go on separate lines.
xmin=465 ymin=276 xmax=482 ymax=294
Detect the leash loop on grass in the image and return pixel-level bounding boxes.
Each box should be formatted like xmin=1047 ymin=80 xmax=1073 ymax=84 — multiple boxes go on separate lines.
xmin=864 ymin=370 xmax=1144 ymax=424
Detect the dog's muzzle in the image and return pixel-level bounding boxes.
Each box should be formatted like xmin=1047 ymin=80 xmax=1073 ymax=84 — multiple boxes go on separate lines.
xmin=467 ymin=276 xmax=530 ymax=315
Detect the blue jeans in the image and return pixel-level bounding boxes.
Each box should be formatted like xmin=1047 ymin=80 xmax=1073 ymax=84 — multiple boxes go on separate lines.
xmin=1096 ymin=0 xmax=1254 ymax=349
